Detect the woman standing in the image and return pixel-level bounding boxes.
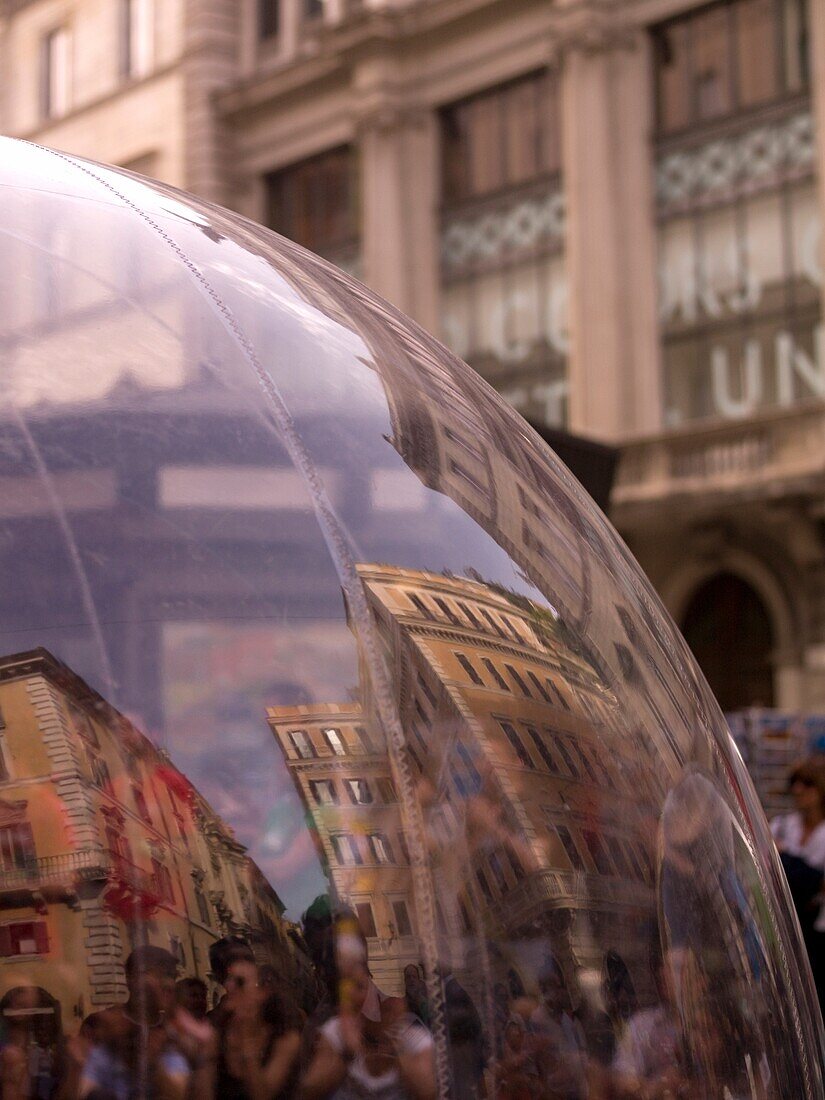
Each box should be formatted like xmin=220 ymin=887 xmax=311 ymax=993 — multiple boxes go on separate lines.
xmin=771 ymin=756 xmax=825 ymax=1008
xmin=217 ymin=959 xmax=301 ymax=1100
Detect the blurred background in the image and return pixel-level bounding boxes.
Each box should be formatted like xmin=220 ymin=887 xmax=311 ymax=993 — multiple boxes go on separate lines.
xmin=0 ymin=0 xmax=823 ymax=815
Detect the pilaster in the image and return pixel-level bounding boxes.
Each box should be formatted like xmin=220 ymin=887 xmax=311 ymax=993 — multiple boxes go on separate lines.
xmin=560 ymin=26 xmax=661 ymax=442
xmin=809 ymin=0 xmax=825 ymax=332
xmin=358 ymin=94 xmax=440 ymax=332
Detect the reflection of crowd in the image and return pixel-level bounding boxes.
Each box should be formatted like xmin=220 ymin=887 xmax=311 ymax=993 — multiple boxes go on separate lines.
xmin=0 ymin=911 xmax=780 ymax=1100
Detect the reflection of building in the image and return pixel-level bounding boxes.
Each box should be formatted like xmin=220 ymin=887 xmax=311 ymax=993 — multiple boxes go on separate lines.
xmin=0 ymin=648 xmax=306 ymax=1028
xmin=267 ymin=703 xmax=420 ymax=994
xmin=270 ymin=567 xmax=657 ymax=999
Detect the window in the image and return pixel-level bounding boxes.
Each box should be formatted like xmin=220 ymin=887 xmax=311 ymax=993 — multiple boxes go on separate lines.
xmin=194 ymin=884 xmax=211 ymax=925
xmin=652 ymin=0 xmax=809 ymax=135
xmin=376 ymin=778 xmax=396 ymax=802
xmin=345 ymin=779 xmax=372 ymax=805
xmin=266 ymin=147 xmax=359 ymax=268
xmin=546 ymin=679 xmax=571 ymax=710
xmin=355 ymin=902 xmax=377 ymax=938
xmin=121 ymin=0 xmax=154 ymax=80
xmin=456 ymin=742 xmax=482 ymax=792
xmin=550 ymin=735 xmax=580 ymax=778
xmin=169 ymin=934 xmax=186 ymax=968
xmin=458 ymin=601 xmax=483 ymax=630
xmin=526 ymin=726 xmax=559 ymax=773
xmin=304 ymin=0 xmax=324 ymax=19
xmin=106 ymin=825 xmax=132 ymax=865
xmin=479 ymin=608 xmax=508 ymax=639
xmin=582 ymin=830 xmax=613 ymax=876
xmin=458 ymin=895 xmax=474 ymax=933
xmin=527 ymin=671 xmax=553 ymax=704
xmin=417 ymin=675 xmax=438 ymax=711
xmin=476 ymin=867 xmax=493 ymax=901
xmin=0 ymin=823 xmax=35 ymax=871
xmin=504 ymin=846 xmax=525 ymax=881
xmin=0 ymin=922 xmax=48 ymax=957
xmin=488 ymin=851 xmax=509 ymax=893
xmin=499 ymin=721 xmax=534 ymax=769
xmin=90 ymin=754 xmax=111 ymax=789
xmin=482 ymin=659 xmax=510 ymax=692
xmin=440 ymin=70 xmax=568 ymax=428
xmin=392 ymin=899 xmax=413 ymax=937
xmin=132 ymin=784 xmax=152 ymax=824
xmin=258 ymin=0 xmax=280 ymax=38
xmin=441 ymin=71 xmax=560 ymax=203
xmin=151 ymin=859 xmax=175 ymax=905
xmin=0 ymin=740 xmax=9 ymax=782
xmin=309 ymin=779 xmax=338 ymax=806
xmin=434 ymin=597 xmax=461 ymax=625
xmin=331 ymin=834 xmax=362 ymax=866
xmin=289 ymin=730 xmax=315 ymax=759
xmin=410 ymin=721 xmax=428 ymax=755
xmin=41 ymin=27 xmax=71 ymax=119
xmin=69 ymin=703 xmax=99 ymax=747
xmin=408 ymin=592 xmax=435 ymax=619
xmin=323 ymin=728 xmax=346 ymax=756
xmin=505 ymin=664 xmax=533 ymax=697
xmin=455 ymin=652 xmax=484 ymax=685
xmin=368 ymin=833 xmax=394 ymax=864
xmin=556 ymin=825 xmax=585 ymax=871
xmin=407 ymin=745 xmax=423 ymax=773
xmin=571 ymin=743 xmax=598 ymax=783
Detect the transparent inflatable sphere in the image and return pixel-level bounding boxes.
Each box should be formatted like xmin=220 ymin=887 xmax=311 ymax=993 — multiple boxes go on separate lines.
xmin=0 ymin=138 xmax=821 ymax=1099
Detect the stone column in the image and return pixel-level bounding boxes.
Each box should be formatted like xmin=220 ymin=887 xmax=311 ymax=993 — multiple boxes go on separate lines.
xmin=810 ymin=0 xmax=825 ymax=329
xmin=560 ymin=27 xmax=662 ymax=442
xmin=358 ymin=96 xmax=440 ymax=333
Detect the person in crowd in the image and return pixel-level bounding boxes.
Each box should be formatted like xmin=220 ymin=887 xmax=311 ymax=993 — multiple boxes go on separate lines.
xmin=300 ymin=957 xmax=435 ymax=1100
xmin=492 ymin=1016 xmax=539 ymax=1100
xmin=208 ymin=937 xmax=257 ymax=1025
xmin=70 ymin=946 xmax=194 ymax=1100
xmin=601 ymin=951 xmax=637 ymax=1041
xmin=529 ymin=959 xmax=587 ymax=1100
xmin=573 ymin=967 xmax=615 ymax=1098
xmin=403 ymin=966 xmax=429 ymax=1027
xmin=611 ymin=950 xmax=685 ymax=1100
xmin=299 ymin=908 xmax=390 ymax=1076
xmin=215 ymin=956 xmax=301 ymax=1100
xmin=440 ymin=965 xmax=486 ymax=1100
xmin=0 ymin=985 xmax=61 ymax=1100
xmin=175 ymin=979 xmax=208 ymax=1022
xmin=771 ymin=755 xmax=825 ymax=1006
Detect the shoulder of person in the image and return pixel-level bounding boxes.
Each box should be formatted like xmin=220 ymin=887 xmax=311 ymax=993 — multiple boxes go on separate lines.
xmin=318 ymin=1015 xmax=344 ymax=1051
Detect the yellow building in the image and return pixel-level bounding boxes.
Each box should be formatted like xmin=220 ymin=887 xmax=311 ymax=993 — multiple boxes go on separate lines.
xmin=270 ymin=565 xmax=658 ymax=1002
xmin=0 ymin=647 xmax=303 ymax=1031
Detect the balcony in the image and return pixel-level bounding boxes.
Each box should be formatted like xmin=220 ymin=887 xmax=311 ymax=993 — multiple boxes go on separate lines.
xmin=612 ymin=404 xmax=825 ymax=524
xmin=0 ymin=849 xmax=155 ymax=905
xmin=492 ymin=868 xmax=653 ymax=932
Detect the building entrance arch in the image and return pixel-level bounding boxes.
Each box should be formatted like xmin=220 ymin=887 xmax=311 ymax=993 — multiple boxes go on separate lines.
xmin=681 ymin=572 xmax=775 ymax=712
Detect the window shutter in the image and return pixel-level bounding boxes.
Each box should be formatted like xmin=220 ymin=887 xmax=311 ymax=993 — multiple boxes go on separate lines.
xmin=34 ymin=922 xmax=49 ymax=954
xmin=0 ymin=926 xmax=12 ymax=956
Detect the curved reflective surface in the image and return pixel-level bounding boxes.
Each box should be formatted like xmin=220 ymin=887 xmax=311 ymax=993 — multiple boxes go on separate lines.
xmin=0 ymin=138 xmax=821 ymax=1099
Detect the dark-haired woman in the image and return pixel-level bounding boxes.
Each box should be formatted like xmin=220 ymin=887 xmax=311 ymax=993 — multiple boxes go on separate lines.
xmin=217 ymin=959 xmax=301 ymax=1100
xmin=771 ymin=756 xmax=825 ymax=1008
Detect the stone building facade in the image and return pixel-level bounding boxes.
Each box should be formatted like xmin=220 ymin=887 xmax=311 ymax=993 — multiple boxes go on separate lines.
xmin=2 ymin=0 xmax=825 ymax=714
xmin=0 ymin=647 xmax=306 ymax=1030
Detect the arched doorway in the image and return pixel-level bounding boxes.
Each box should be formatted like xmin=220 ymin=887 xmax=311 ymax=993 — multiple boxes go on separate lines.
xmin=681 ymin=572 xmax=775 ymax=711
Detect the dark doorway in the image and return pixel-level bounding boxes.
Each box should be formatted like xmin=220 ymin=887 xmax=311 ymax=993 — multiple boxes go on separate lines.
xmin=681 ymin=573 xmax=775 ymax=712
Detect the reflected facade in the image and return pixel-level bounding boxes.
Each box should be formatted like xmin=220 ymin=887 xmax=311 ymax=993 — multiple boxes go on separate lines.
xmin=0 ymin=138 xmax=822 ymax=1099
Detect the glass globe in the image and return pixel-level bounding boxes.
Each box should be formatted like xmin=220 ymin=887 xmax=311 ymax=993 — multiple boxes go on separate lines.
xmin=0 ymin=138 xmax=821 ymax=1099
